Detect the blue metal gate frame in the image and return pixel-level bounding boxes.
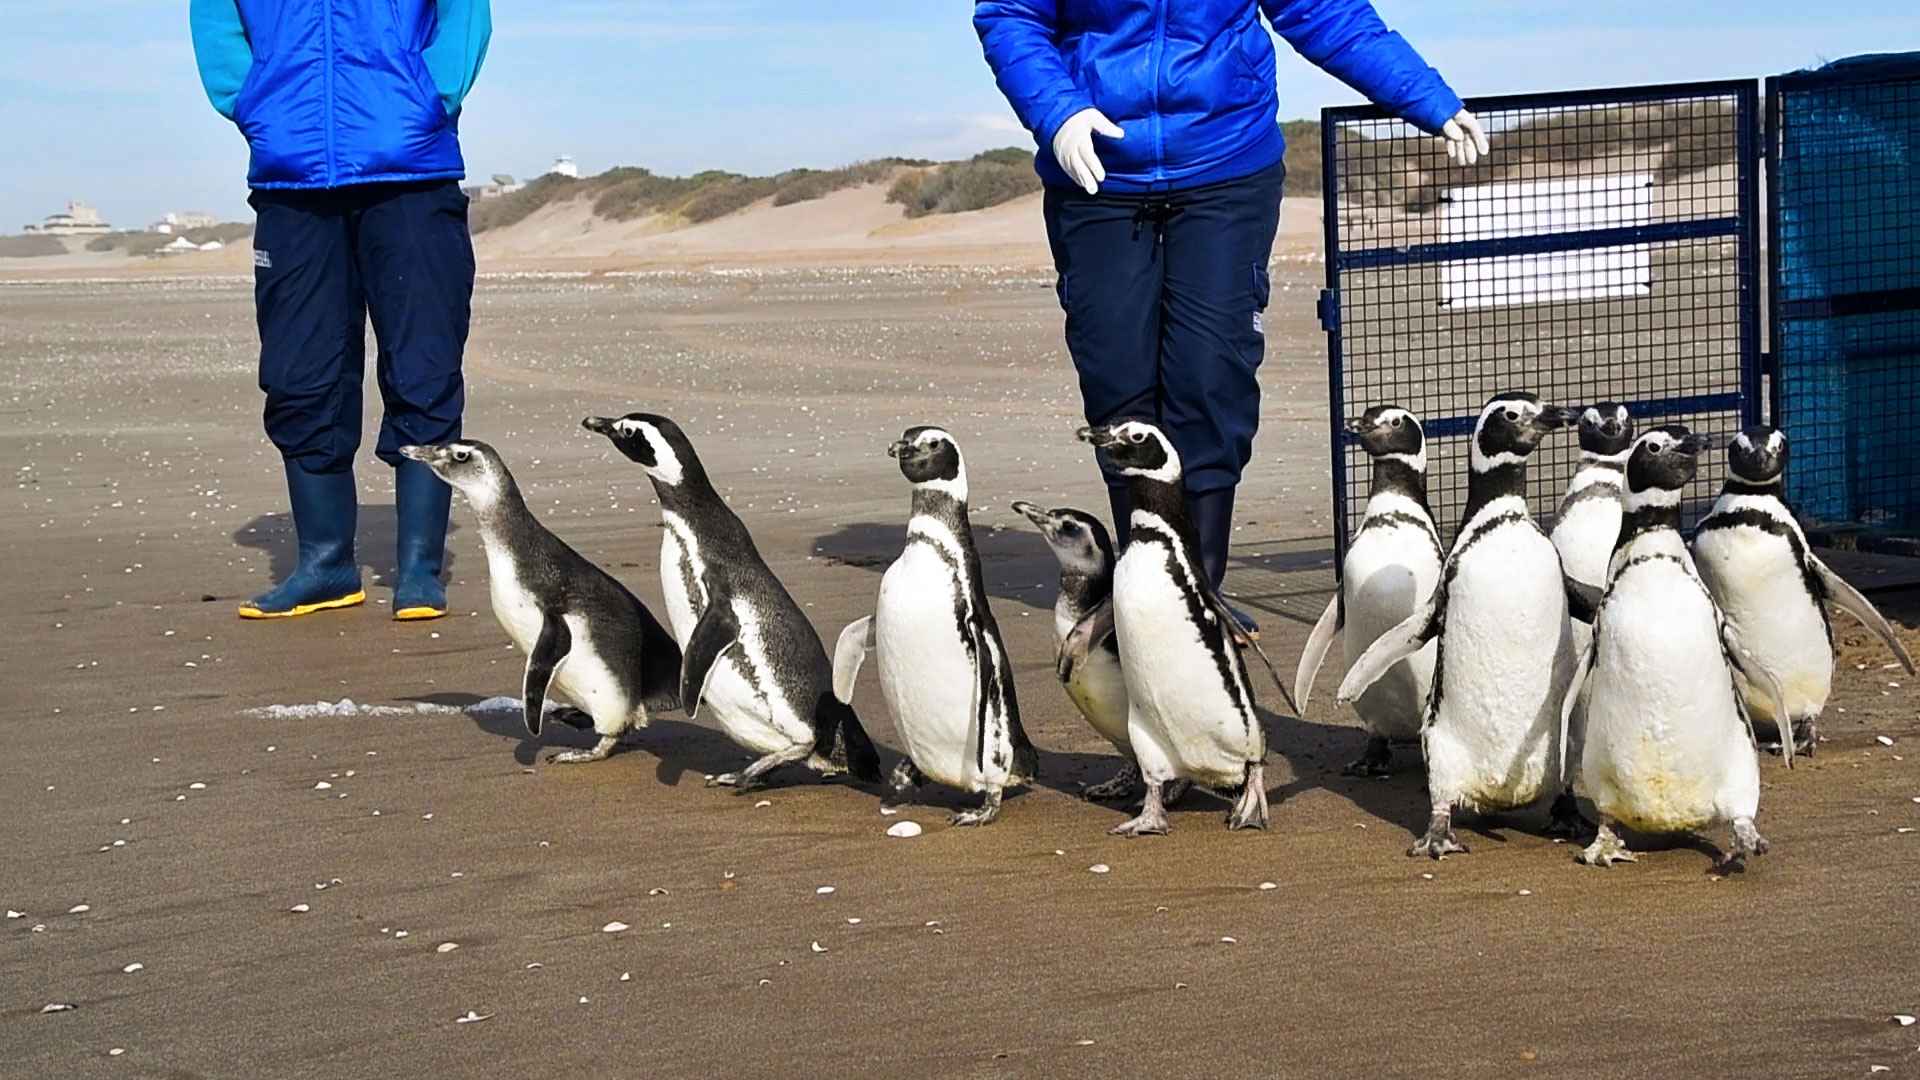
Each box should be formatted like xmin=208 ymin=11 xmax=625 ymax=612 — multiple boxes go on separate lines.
xmin=1321 ymin=80 xmax=1764 ymax=567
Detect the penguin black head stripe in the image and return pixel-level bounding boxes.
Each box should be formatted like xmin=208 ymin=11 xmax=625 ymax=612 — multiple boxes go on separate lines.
xmin=1077 ymin=419 xmax=1179 ymax=482
xmin=1013 ymin=502 xmax=1115 ymax=577
xmin=1576 ymin=403 xmax=1635 ymax=456
xmin=400 ymin=440 xmax=510 ymax=507
xmin=583 ymin=413 xmax=690 ymax=486
xmin=1471 ymin=392 xmax=1573 ymax=471
xmin=1347 ymin=405 xmax=1425 ymax=463
xmin=1625 ymin=424 xmax=1716 ymax=502
xmin=1727 ymin=425 xmax=1788 ymax=484
xmin=890 ymin=426 xmax=964 ymax=488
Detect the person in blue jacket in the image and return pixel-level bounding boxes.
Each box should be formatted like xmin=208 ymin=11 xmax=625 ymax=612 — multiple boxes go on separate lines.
xmin=191 ymin=0 xmax=490 ymax=621
xmin=976 ymin=0 xmax=1486 ymax=636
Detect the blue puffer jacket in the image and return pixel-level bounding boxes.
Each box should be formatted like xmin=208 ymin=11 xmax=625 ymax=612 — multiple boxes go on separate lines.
xmin=190 ymin=0 xmax=490 ymax=190
xmin=976 ymin=0 xmax=1462 ymax=192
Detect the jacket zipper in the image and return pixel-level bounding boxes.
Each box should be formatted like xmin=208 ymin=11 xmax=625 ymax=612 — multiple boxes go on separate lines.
xmin=1147 ymin=0 xmax=1166 ymax=183
xmin=321 ymin=0 xmax=337 ymax=186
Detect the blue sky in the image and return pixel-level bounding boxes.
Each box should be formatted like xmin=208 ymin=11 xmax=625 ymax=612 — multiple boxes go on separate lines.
xmin=1 ymin=0 xmax=1913 ymax=230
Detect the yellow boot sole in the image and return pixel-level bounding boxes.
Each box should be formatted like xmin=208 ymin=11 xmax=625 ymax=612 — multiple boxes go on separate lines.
xmin=237 ymin=590 xmax=367 ymax=619
xmin=393 ymin=605 xmax=447 ymax=621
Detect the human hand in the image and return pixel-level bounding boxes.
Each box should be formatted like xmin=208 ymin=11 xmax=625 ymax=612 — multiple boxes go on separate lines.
xmin=1442 ymin=109 xmax=1490 ymax=166
xmin=1052 ymin=108 xmax=1125 ymax=194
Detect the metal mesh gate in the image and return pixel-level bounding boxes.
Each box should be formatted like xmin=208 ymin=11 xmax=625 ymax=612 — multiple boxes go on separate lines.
xmin=1321 ymin=81 xmax=1763 ymax=560
xmin=1769 ymin=56 xmax=1920 ymax=540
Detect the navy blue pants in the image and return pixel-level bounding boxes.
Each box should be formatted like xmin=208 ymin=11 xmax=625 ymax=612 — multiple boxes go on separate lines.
xmin=250 ymin=180 xmax=474 ymax=473
xmin=1044 ymin=161 xmax=1284 ymax=494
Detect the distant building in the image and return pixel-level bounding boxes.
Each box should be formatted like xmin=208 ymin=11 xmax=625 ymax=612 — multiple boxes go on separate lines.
xmin=150 ymin=211 xmax=219 ymax=235
xmin=546 ymin=155 xmax=579 ymax=179
xmin=25 ymin=201 xmax=112 ymax=235
xmin=156 ymin=235 xmax=202 ymax=255
xmin=463 ymin=173 xmax=524 ymax=200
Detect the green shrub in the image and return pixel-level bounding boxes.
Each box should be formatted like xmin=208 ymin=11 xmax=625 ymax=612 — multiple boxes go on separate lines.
xmin=770 ymin=159 xmax=904 ymax=206
xmin=676 ymin=176 xmax=781 ymax=223
xmin=0 ymin=234 xmax=65 ymax=257
xmin=468 ymin=173 xmax=578 ymax=233
xmin=886 ymin=148 xmax=1040 ymax=217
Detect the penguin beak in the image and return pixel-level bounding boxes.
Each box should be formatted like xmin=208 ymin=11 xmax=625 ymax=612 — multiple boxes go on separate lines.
xmin=1343 ymin=416 xmax=1371 ymax=436
xmin=399 ymin=445 xmax=435 ymax=463
xmin=1680 ymin=432 xmax=1719 ymax=454
xmin=1077 ymin=425 xmax=1118 ymax=449
xmin=886 ymin=440 xmax=909 ymax=459
xmin=581 ymin=416 xmax=613 ymax=435
xmin=1011 ymin=501 xmax=1052 ymax=528
xmin=1537 ymin=405 xmax=1575 ymax=430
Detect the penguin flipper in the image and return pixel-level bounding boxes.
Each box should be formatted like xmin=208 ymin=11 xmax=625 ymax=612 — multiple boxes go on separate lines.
xmin=1564 ymin=576 xmax=1602 ymax=625
xmin=1294 ymin=591 xmax=1344 ymax=711
xmin=523 ymin=614 xmax=573 ymax=737
xmin=1337 ymin=584 xmax=1444 ymax=707
xmin=1810 ymin=555 xmax=1917 ymax=675
xmin=680 ymin=604 xmax=740 ymax=720
xmin=1723 ymin=622 xmax=1796 ymax=765
xmin=1559 ymin=642 xmax=1594 ymax=785
xmin=832 ymin=616 xmax=874 ymax=704
xmin=1058 ymin=601 xmax=1114 ymax=681
xmin=813 ymin=693 xmax=883 ymax=783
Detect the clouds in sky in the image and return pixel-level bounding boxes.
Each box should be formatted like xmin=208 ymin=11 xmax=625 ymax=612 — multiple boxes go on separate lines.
xmin=0 ymin=0 xmax=1913 ymax=229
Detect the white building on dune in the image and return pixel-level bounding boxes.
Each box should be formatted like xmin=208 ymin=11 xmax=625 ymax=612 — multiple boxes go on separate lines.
xmin=546 ymin=155 xmax=579 ymax=179
xmin=25 ymin=201 xmax=112 ymax=235
xmin=150 ymin=211 xmax=219 ymax=235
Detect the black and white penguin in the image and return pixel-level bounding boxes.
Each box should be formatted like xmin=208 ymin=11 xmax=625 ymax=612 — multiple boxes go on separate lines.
xmin=1572 ymin=426 xmax=1776 ymax=868
xmin=1295 ymin=405 xmax=1443 ymax=776
xmin=399 ymin=441 xmax=681 ymax=763
xmin=1077 ymin=420 xmax=1288 ymax=836
xmin=582 ymin=414 xmax=881 ymax=788
xmin=833 ymin=427 xmax=1036 ymax=826
xmin=1338 ymin=393 xmax=1583 ymax=858
xmin=1690 ymin=426 xmax=1915 ymax=755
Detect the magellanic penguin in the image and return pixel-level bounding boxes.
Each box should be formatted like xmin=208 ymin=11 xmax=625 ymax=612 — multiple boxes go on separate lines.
xmin=400 ymin=441 xmax=681 ymax=763
xmin=1690 ymin=426 xmax=1916 ymax=755
xmin=582 ymin=414 xmax=881 ymax=789
xmin=1570 ymin=425 xmax=1783 ymax=868
xmin=1338 ymin=393 xmax=1583 ymax=858
xmin=833 ymin=427 xmax=1036 ymax=826
xmin=1077 ymin=420 xmax=1295 ymax=837
xmin=1295 ymin=406 xmax=1443 ymax=776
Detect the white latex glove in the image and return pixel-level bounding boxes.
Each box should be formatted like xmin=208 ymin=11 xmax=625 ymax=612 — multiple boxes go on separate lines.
xmin=1442 ymin=108 xmax=1490 ymax=166
xmin=1052 ymin=108 xmax=1125 ymax=194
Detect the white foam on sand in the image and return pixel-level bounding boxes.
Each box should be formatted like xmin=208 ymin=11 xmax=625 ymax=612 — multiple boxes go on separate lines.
xmin=242 ymin=697 xmax=533 ymax=719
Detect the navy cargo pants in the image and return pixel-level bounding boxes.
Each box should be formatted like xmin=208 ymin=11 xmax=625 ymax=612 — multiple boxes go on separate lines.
xmin=250 ymin=180 xmax=474 ymax=473
xmin=1043 ymin=160 xmax=1284 ymax=495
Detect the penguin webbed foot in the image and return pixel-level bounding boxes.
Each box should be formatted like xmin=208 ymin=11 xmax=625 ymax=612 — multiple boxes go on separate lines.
xmin=887 ymin=758 xmax=926 ymax=796
xmin=949 ymin=787 xmax=1002 ymax=827
xmin=1576 ymin=820 xmax=1636 ymax=866
xmin=1341 ymin=735 xmax=1395 ymax=778
xmin=1110 ymin=780 xmax=1172 ymax=837
xmin=1407 ymin=809 xmax=1468 ymax=859
xmin=1716 ymin=818 xmax=1769 ymax=873
xmin=1792 ymin=720 xmax=1817 ymax=757
xmin=549 ymin=707 xmax=593 ymax=731
xmin=711 ymin=744 xmax=813 ymax=792
xmin=546 ymin=735 xmax=620 ymax=765
xmin=1224 ymin=764 xmax=1268 ymax=831
xmin=1079 ymin=762 xmax=1142 ymax=801
xmin=1544 ymin=787 xmax=1596 ymax=839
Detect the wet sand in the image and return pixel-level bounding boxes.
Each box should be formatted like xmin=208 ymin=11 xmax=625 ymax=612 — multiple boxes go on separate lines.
xmin=3 ymin=267 xmax=1918 ymax=1078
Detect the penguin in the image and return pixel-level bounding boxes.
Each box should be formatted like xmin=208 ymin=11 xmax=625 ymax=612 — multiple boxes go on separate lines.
xmin=832 ymin=427 xmax=1036 ymax=826
xmin=582 ymin=414 xmax=881 ymax=789
xmin=1570 ymin=425 xmax=1784 ymax=868
xmin=399 ymin=441 xmax=681 ymax=763
xmin=1690 ymin=426 xmax=1915 ymax=755
xmin=1545 ymin=403 xmax=1634 ymax=816
xmin=1338 ymin=393 xmax=1584 ymax=858
xmin=1295 ymin=405 xmax=1443 ymax=776
xmin=1076 ymin=420 xmax=1294 ymax=836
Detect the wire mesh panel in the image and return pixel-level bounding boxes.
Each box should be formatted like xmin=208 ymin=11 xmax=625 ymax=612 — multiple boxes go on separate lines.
xmin=1770 ymin=55 xmax=1920 ymax=538
xmin=1321 ymin=82 xmax=1762 ymax=561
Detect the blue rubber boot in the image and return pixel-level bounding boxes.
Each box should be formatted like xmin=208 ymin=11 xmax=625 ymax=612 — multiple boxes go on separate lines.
xmin=239 ymin=462 xmax=364 ymax=619
xmin=1188 ymin=486 xmax=1260 ymax=641
xmin=391 ymin=460 xmax=450 ymax=620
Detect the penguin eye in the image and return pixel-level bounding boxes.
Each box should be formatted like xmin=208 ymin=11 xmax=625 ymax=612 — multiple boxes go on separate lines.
xmin=1128 ymin=430 xmax=1146 ymax=444
xmin=1390 ymin=416 xmax=1403 ymax=428
xmin=1503 ymin=409 xmax=1519 ymax=422
xmin=452 ymin=448 xmax=471 ymax=463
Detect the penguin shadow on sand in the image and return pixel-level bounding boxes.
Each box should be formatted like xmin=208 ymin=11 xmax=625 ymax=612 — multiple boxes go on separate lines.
xmin=402 ymin=689 xmax=803 ymax=783
xmin=812 ymin=521 xmax=1433 ymax=831
xmin=232 ymin=503 xmax=463 ymax=602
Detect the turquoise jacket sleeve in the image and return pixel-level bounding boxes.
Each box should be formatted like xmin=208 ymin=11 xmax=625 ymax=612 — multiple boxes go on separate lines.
xmin=424 ymin=0 xmax=492 ymax=117
xmin=189 ymin=0 xmax=252 ymax=120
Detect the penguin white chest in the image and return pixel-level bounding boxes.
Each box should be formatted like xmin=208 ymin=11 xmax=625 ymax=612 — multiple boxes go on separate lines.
xmin=659 ymin=514 xmax=703 ymax=644
xmin=1426 ymin=523 xmax=1570 ymax=812
xmin=1584 ymin=553 xmax=1758 ymax=833
xmin=875 ymin=539 xmax=992 ymax=791
xmin=1342 ymin=519 xmax=1440 ymax=742
xmin=482 ymin=544 xmax=629 ymax=724
xmin=483 ymin=545 xmax=544 ymax=654
xmin=1693 ymin=526 xmax=1832 ymax=721
xmin=1056 ymin=607 xmax=1131 ymax=753
xmin=1111 ymin=537 xmax=1259 ymax=789
xmin=1551 ymin=495 xmax=1622 ymax=588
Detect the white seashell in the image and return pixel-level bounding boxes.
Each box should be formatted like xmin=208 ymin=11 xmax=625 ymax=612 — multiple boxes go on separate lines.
xmin=436 ymin=942 xmax=458 ymax=953
xmin=810 ymin=941 xmax=827 ymax=953
xmin=393 ymin=930 xmax=408 ymax=938
xmin=289 ymin=904 xmax=309 ymax=913
xmin=1088 ymin=864 xmax=1109 ymax=874
xmin=454 ymin=1011 xmax=492 ymax=1024
xmin=816 ymin=886 xmax=835 ymax=895
xmin=1893 ymin=1015 xmax=1916 ymax=1026
xmin=647 ymin=888 xmax=666 ymax=896
xmin=1220 ymin=937 xmax=1237 ymax=944
xmin=1877 ymin=736 xmax=1896 ymax=746
xmin=578 ymin=997 xmax=589 ymax=1004
xmin=1258 ymin=882 xmax=1277 ymax=890
xmin=885 ymin=821 xmax=922 ymax=838
xmin=847 ymin=918 xmax=861 ymax=925
xmin=1519 ymin=889 xmax=1533 ymax=896
xmin=314 ymin=781 xmax=331 ymax=790
xmin=41 ymin=1003 xmax=75 ymax=1013
xmin=122 ymin=963 xmax=143 ymax=973
xmin=6 ymin=911 xmax=20 ymax=918
xmin=879 ymin=807 xmax=898 ymax=816
xmin=620 ymin=972 xmax=631 ymax=982
xmin=754 ymin=800 xmax=772 ymax=808
xmin=188 ymin=783 xmax=205 ymax=790
xmin=109 ymin=1048 xmax=125 ymax=1057
xmin=68 ymin=905 xmax=90 ymax=914
xmin=602 ymin=921 xmax=629 ymax=933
